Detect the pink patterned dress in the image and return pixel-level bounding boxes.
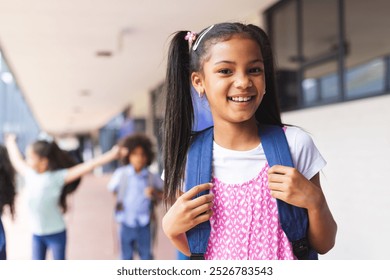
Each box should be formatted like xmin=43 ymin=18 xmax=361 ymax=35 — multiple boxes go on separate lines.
xmin=204 ymin=163 xmax=296 ymax=260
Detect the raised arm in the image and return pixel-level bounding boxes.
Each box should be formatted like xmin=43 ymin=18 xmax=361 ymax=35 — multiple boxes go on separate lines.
xmin=64 ymin=145 xmax=120 ymax=184
xmin=4 ymin=134 xmax=29 ymax=176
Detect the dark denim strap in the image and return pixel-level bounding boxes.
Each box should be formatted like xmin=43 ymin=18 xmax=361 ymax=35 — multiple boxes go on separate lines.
xmin=0 ymin=218 xmax=6 ymax=260
xmin=259 ymin=125 xmax=315 ymax=260
xmin=185 ymin=127 xmax=213 ymax=256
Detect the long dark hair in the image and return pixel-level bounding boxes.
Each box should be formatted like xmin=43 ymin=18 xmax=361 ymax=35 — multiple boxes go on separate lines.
xmin=0 ymin=145 xmax=16 ymax=218
xmin=163 ymin=22 xmax=283 ymax=205
xmin=31 ymin=140 xmax=82 ymax=213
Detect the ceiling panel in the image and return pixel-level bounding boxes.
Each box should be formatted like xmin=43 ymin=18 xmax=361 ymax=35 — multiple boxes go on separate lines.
xmin=0 ymin=0 xmax=277 ymax=135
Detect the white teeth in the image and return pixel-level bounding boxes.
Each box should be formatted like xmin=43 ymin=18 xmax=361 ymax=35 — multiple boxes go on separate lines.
xmin=229 ymin=96 xmax=252 ymax=102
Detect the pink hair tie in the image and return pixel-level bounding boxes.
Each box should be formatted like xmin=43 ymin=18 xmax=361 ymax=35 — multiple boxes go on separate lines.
xmin=185 ymin=31 xmax=197 ymax=49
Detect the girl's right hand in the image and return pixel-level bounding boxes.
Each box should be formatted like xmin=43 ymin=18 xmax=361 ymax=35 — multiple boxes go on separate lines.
xmin=162 ymin=183 xmax=214 ymax=240
xmin=108 ymin=145 xmax=125 ymax=160
xmin=4 ymin=133 xmax=17 ymax=144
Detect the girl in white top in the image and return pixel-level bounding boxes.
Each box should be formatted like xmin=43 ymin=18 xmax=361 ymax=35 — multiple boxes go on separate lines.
xmin=161 ymin=22 xmax=337 ymax=259
xmin=5 ymin=134 xmax=120 ymax=259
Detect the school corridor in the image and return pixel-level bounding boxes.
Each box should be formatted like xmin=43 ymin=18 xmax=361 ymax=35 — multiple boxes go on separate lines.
xmin=2 ymin=173 xmax=176 ymax=260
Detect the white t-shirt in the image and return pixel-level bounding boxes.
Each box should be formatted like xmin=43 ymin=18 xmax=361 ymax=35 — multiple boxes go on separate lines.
xmin=213 ymin=126 xmax=326 ymax=184
xmin=24 ymin=168 xmax=68 ymax=235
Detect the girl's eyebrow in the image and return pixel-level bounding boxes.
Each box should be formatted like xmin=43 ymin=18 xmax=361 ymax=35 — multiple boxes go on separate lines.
xmin=214 ymin=60 xmax=235 ymax=65
xmin=214 ymin=58 xmax=264 ymax=65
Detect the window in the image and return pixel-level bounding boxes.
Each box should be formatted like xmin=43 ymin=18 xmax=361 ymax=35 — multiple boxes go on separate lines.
xmin=346 ymin=59 xmax=385 ymax=99
xmin=0 ymin=49 xmax=40 ymax=147
xmin=266 ymin=0 xmax=390 ymax=111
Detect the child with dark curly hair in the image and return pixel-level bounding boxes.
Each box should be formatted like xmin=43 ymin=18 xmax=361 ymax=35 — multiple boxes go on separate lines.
xmin=0 ymin=144 xmax=16 ymax=260
xmin=108 ymin=133 xmax=163 ymax=260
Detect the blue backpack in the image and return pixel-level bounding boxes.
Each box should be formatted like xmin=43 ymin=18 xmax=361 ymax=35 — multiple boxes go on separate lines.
xmin=0 ymin=218 xmax=6 ymax=260
xmin=184 ymin=125 xmax=317 ymax=260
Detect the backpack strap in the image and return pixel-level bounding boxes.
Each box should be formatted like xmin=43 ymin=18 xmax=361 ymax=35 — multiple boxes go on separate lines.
xmin=0 ymin=218 xmax=6 ymax=260
xmin=258 ymin=124 xmax=317 ymax=260
xmin=184 ymin=127 xmax=213 ymax=260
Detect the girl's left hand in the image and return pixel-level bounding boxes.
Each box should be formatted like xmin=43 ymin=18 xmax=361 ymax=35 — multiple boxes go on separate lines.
xmin=267 ymin=165 xmax=320 ymax=210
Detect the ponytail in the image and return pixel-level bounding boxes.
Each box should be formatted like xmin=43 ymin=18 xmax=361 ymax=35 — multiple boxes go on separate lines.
xmin=163 ymin=31 xmax=194 ymax=205
xmin=53 ymin=145 xmax=82 ymax=214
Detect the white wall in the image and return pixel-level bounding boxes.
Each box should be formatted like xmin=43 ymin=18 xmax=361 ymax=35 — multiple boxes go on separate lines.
xmin=282 ymin=94 xmax=390 ymax=260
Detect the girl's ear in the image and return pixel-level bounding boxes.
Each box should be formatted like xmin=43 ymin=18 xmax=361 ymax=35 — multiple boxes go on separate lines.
xmin=191 ymin=72 xmax=205 ymax=97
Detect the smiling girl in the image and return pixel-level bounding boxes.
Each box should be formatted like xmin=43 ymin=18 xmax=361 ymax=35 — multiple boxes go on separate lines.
xmin=162 ymin=22 xmax=337 ymax=260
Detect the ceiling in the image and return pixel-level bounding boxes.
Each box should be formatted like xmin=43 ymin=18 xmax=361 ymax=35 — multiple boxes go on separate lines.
xmin=0 ymin=0 xmax=277 ymax=135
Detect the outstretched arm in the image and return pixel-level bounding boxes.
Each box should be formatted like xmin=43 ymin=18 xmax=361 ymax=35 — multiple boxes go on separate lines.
xmin=4 ymin=134 xmax=29 ymax=176
xmin=268 ymin=165 xmax=337 ymax=254
xmin=64 ymin=146 xmax=120 ymax=184
xmin=162 ymin=183 xmax=214 ymax=256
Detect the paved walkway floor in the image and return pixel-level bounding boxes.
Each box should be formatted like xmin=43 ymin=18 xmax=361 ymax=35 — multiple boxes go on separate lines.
xmin=2 ymin=173 xmax=176 ymax=260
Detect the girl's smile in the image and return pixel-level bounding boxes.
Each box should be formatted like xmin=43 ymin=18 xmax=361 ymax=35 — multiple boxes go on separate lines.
xmin=227 ymin=95 xmax=255 ymax=102
xmin=226 ymin=95 xmax=258 ymax=113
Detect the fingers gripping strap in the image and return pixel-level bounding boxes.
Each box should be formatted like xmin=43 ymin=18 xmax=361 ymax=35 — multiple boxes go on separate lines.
xmin=185 ymin=127 xmax=213 ymax=256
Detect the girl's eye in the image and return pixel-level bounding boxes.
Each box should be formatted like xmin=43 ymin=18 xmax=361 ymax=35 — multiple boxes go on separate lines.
xmin=218 ymin=69 xmax=232 ymax=75
xmin=249 ymin=67 xmax=263 ymax=74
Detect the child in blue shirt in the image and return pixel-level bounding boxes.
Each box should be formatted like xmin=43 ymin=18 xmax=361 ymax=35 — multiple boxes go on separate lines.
xmin=108 ymin=133 xmax=163 ymax=260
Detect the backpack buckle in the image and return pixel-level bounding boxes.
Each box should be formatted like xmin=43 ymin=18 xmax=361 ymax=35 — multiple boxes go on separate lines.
xmin=292 ymin=238 xmax=309 ymax=260
xmin=190 ymin=253 xmax=205 ymax=260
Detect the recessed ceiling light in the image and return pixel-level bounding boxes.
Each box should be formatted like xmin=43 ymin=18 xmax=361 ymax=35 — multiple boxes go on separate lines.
xmin=73 ymin=106 xmax=81 ymax=113
xmin=96 ymin=50 xmax=113 ymax=57
xmin=80 ymin=89 xmax=91 ymax=96
xmin=1 ymin=72 xmax=13 ymax=84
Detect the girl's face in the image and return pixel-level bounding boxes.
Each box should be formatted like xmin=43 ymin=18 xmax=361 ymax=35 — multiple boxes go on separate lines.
xmin=128 ymin=146 xmax=148 ymax=173
xmin=192 ymin=36 xmax=266 ymax=127
xmin=26 ymin=146 xmax=48 ymax=173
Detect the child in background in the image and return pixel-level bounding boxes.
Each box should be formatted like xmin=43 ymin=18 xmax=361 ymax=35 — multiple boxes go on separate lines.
xmin=162 ymin=22 xmax=337 ymax=260
xmin=5 ymin=134 xmax=120 ymax=260
xmin=108 ymin=133 xmax=163 ymax=260
xmin=0 ymin=145 xmax=16 ymax=260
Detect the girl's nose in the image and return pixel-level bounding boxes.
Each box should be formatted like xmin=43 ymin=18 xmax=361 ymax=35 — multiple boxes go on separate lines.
xmin=234 ymin=74 xmax=253 ymax=89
